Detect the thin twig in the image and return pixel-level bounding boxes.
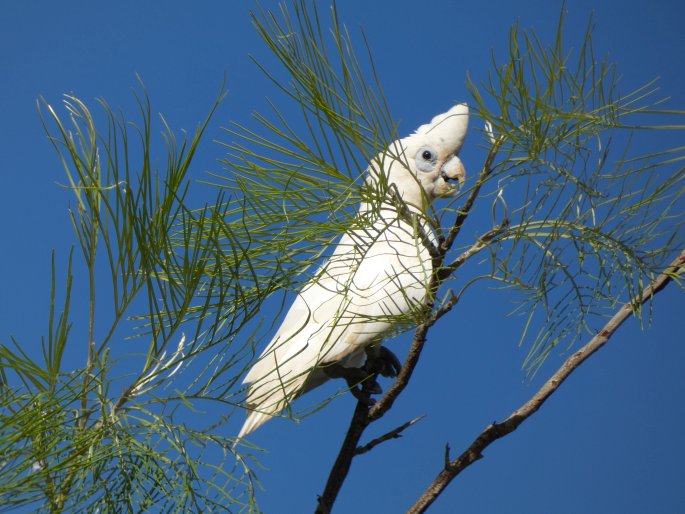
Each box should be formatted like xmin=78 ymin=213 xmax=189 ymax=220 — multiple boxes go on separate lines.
xmin=354 ymin=415 xmax=425 ymax=456
xmin=441 ymin=137 xmax=503 ymax=252
xmin=406 ymin=249 xmax=685 ymax=514
xmin=437 ymin=222 xmax=509 ymax=281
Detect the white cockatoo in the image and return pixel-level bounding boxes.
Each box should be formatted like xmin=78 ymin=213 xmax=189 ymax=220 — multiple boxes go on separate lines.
xmin=238 ymin=104 xmax=469 ymax=438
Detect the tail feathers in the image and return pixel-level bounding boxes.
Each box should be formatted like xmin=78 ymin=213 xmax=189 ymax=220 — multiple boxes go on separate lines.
xmin=236 ymin=376 xmax=304 ymax=439
xmin=237 ymin=409 xmax=274 ymax=439
xmin=237 ymin=359 xmax=315 ymax=439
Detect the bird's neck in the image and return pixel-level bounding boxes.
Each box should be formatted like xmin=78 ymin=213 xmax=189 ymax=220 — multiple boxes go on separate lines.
xmin=356 ymin=200 xmax=437 ymax=250
xmin=358 ymin=197 xmax=431 ymax=228
xmin=359 ymin=187 xmax=428 ymax=217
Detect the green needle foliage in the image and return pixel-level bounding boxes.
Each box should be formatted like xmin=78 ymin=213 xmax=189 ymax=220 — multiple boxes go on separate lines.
xmin=209 ymin=1 xmax=401 ymax=296
xmin=0 ymin=86 xmax=266 ymax=511
xmin=465 ymin=14 xmax=685 ymax=372
xmin=1 ymin=1 xmax=684 ymax=512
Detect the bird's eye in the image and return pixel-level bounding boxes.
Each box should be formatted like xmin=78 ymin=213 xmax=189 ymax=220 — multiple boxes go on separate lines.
xmin=415 ymin=147 xmax=437 ymax=173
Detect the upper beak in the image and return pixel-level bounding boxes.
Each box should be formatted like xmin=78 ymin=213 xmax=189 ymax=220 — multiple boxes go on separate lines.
xmin=440 ymin=155 xmax=466 ymax=189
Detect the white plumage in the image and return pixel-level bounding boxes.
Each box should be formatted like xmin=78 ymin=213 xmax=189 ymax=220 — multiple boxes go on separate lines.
xmin=238 ymin=104 xmax=469 ymax=438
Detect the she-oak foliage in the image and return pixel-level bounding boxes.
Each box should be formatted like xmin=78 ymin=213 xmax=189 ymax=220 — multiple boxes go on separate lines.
xmin=0 ymin=1 xmax=683 ymax=512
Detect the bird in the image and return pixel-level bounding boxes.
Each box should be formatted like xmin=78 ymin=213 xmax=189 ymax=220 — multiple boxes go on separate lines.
xmin=238 ymin=104 xmax=469 ymax=438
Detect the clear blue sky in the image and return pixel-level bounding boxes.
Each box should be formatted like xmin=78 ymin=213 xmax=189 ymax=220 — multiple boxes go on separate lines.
xmin=2 ymin=1 xmax=685 ymax=513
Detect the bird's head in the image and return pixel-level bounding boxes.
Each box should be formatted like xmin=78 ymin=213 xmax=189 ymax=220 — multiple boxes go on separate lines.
xmin=366 ymin=104 xmax=469 ymax=211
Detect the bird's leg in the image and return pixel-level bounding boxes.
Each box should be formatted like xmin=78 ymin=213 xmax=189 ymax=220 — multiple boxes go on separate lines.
xmin=323 ymin=363 xmax=379 ymax=406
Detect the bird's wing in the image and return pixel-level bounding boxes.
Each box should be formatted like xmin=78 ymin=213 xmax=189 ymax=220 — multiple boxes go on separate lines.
xmin=238 ymin=218 xmax=432 ymax=437
xmin=242 ymin=232 xmax=358 ymax=385
xmin=238 ymin=233 xmax=364 ymax=436
xmin=317 ymin=214 xmax=433 ymax=364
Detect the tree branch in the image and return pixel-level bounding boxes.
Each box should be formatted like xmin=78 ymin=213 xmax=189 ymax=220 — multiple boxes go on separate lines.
xmin=316 ymin=401 xmax=370 ymax=514
xmin=314 ymin=170 xmax=506 ymax=513
xmin=315 ymin=288 xmax=460 ymax=514
xmin=370 ymin=294 xmax=459 ymax=421
xmin=406 ymin=249 xmax=685 ymax=514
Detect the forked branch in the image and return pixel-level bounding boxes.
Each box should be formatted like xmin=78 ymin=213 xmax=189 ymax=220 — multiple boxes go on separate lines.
xmin=315 ymin=157 xmax=503 ymax=513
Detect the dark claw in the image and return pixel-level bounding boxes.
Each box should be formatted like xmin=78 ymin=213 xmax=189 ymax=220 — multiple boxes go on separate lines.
xmin=378 ymin=346 xmax=402 ymax=377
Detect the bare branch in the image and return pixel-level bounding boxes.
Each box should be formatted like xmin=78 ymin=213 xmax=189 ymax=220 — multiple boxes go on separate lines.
xmin=315 ymin=402 xmax=370 ymax=514
xmin=354 ymin=415 xmax=425 ymax=456
xmin=406 ymin=249 xmax=685 ymax=514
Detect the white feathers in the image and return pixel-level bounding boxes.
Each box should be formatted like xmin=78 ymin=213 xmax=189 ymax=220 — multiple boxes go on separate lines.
xmin=238 ymin=104 xmax=469 ymax=438
xmin=413 ymin=104 xmax=469 ymax=152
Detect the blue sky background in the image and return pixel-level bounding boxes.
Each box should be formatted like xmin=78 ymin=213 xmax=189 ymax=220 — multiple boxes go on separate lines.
xmin=2 ymin=1 xmax=685 ymax=513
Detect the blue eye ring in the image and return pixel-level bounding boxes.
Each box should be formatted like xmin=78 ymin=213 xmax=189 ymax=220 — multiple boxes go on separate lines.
xmin=416 ymin=146 xmax=437 ymax=173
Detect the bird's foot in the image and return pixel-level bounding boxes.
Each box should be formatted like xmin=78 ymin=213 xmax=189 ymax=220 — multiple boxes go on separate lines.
xmin=364 ymin=345 xmax=402 ymax=378
xmin=323 ymin=346 xmax=402 ymax=406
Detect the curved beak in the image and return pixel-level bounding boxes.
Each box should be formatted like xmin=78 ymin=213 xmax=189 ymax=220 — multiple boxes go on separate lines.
xmin=440 ymin=155 xmax=466 ymax=192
